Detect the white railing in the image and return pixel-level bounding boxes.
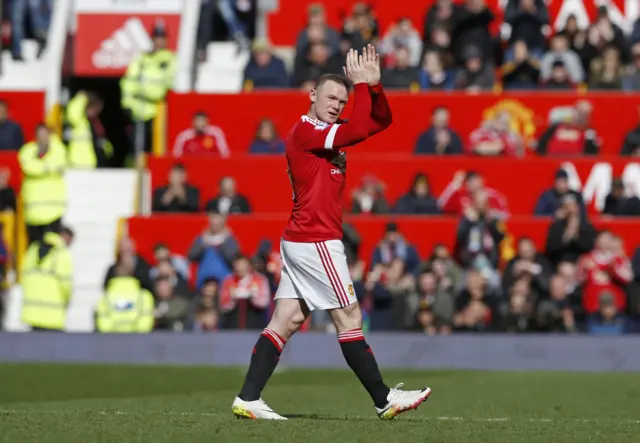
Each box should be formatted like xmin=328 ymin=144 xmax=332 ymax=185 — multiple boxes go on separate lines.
xmin=44 ymin=0 xmax=72 ymax=113
xmin=174 ymin=0 xmax=202 ymax=92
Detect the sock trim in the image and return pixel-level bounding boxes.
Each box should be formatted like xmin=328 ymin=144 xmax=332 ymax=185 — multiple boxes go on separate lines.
xmin=338 ymin=328 xmax=365 ymax=343
xmin=261 ymin=328 xmax=286 ymax=352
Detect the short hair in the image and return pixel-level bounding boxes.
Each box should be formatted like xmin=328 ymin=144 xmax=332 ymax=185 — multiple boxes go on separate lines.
xmin=194 ymin=111 xmax=207 ymax=118
xmin=316 ymin=74 xmax=350 ymax=92
xmin=432 ymin=105 xmax=448 ymax=114
xmin=60 ymin=225 xmax=74 ymax=238
xmin=465 ymin=171 xmax=480 ymax=181
xmin=35 ymin=123 xmax=50 ymax=132
xmin=154 ymin=242 xmax=169 ymax=252
xmin=171 ymin=162 xmax=186 ymax=171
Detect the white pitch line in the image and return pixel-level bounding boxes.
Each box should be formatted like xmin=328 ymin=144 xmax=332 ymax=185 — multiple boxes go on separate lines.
xmin=0 ymin=410 xmax=639 ymax=424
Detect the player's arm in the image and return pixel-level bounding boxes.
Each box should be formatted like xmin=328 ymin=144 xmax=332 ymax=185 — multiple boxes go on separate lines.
xmin=368 ymin=83 xmax=392 ymax=135
xmin=300 ymin=82 xmax=372 ymax=151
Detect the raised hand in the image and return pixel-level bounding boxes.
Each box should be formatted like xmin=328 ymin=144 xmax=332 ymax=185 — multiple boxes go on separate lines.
xmin=343 ymin=48 xmax=368 ymax=85
xmin=361 ymin=44 xmax=381 ymax=86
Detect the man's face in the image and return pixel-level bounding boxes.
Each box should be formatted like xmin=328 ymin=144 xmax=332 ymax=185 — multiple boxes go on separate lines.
xmin=395 ymin=48 xmax=410 ymax=69
xmin=465 ymin=175 xmax=483 ymax=193
xmin=202 ymin=280 xmax=218 ymax=299
xmin=234 ymin=258 xmax=250 ymax=276
xmin=419 ymin=272 xmax=437 ymax=293
xmin=169 ymin=168 xmax=185 ymax=185
xmin=385 ymin=231 xmax=400 ymax=244
xmin=414 ymin=180 xmax=428 ymax=197
xmin=549 ymin=275 xmax=566 ymax=300
xmin=596 ymin=232 xmax=613 ymax=252
xmin=551 ymin=66 xmax=568 ymax=83
xmin=308 ymin=10 xmax=325 ymax=27
xmin=310 ymin=80 xmax=348 ymax=124
xmin=433 ymin=109 xmax=449 ymax=128
xmin=154 ymin=246 xmax=170 ymax=262
xmin=86 ymin=102 xmax=103 ymax=119
xmin=208 ymin=213 xmax=225 ymax=232
xmin=398 ymin=19 xmax=411 ymax=35
xmin=0 ymin=103 xmax=7 ymax=121
xmin=554 ymin=177 xmax=569 ymax=194
xmin=36 ymin=128 xmax=50 ymax=146
xmin=309 ymin=43 xmax=329 ymax=65
xmin=220 ymin=177 xmax=235 ymax=196
xmin=466 ymin=56 xmax=482 ymax=73
xmin=518 ymin=239 xmax=535 ymax=260
xmin=551 ymin=36 xmax=568 ymax=52
xmin=193 ymin=115 xmax=208 ymax=132
xmin=155 ymin=279 xmax=173 ymax=300
xmin=153 ymin=36 xmax=167 ymax=50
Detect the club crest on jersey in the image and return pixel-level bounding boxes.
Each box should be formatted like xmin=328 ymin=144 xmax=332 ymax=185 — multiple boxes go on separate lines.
xmin=348 ymin=284 xmax=354 ymax=297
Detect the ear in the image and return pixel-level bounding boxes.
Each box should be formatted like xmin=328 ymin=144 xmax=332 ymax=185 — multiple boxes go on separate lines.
xmin=310 ymin=88 xmax=317 ymax=103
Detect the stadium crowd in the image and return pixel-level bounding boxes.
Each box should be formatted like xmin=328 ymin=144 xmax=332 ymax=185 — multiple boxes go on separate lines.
xmin=1 ymin=0 xmax=639 ymax=335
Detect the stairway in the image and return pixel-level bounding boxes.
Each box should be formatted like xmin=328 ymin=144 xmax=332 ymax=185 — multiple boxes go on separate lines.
xmin=2 ymin=169 xmax=145 ymax=332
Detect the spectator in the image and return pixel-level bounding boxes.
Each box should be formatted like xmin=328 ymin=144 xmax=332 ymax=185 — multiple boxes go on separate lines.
xmin=534 ymin=168 xmax=586 ymax=217
xmin=152 ymin=163 xmax=200 ymax=213
xmin=454 ymin=45 xmax=495 ymax=92
xmin=0 ymin=168 xmax=16 ymax=213
xmin=603 ymin=178 xmax=627 ymax=216
xmin=426 ymin=24 xmax=456 ymax=68
xmin=0 ymin=100 xmax=24 ymax=150
xmin=622 ymin=42 xmax=640 ymax=91
xmin=589 ymin=45 xmax=624 ymax=90
xmin=545 ymin=195 xmax=596 ymax=268
xmin=341 ymin=2 xmax=379 ymax=52
xmin=537 ymin=101 xmax=600 ymax=156
xmin=578 ymin=231 xmax=633 ymax=316
xmin=540 ymin=34 xmax=584 ymax=84
xmin=415 ymin=269 xmax=455 ymax=335
xmin=150 ymin=242 xmax=190 ymax=282
xmin=219 ymin=255 xmax=270 ymax=330
xmin=451 ymin=0 xmax=494 ymax=65
xmin=467 ymin=111 xmax=522 ymax=157
xmin=439 ymin=171 xmax=510 ymax=219
xmin=414 ymin=106 xmax=462 ymax=155
xmin=192 ymin=277 xmax=219 ymax=315
xmin=393 ymin=173 xmax=439 ymax=215
xmin=421 ymin=243 xmax=465 ymax=292
xmin=499 ymin=278 xmax=538 ymax=333
xmin=502 ymin=237 xmax=552 ymax=297
xmin=188 ymin=209 xmax=239 ymax=290
xmin=103 ymin=236 xmax=154 ymax=295
xmin=590 ymin=6 xmax=627 ymax=58
xmin=366 ymin=258 xmax=417 ymax=331
xmin=11 ymin=0 xmax=52 ymax=60
xmin=381 ymin=46 xmax=420 ymax=90
xmin=205 ymin=176 xmax=251 ymax=215
xmin=251 ymin=239 xmax=282 ymax=294
xmin=542 ymin=60 xmax=576 ymax=90
xmin=536 ymin=274 xmax=577 ymax=333
xmin=501 ymin=40 xmax=541 ymax=90
xmin=153 ymin=276 xmax=190 ymax=331
xmin=351 ymin=175 xmax=389 ymax=215
xmin=295 ymin=4 xmax=341 ymax=62
xmin=249 ymin=118 xmax=285 ymax=154
xmin=371 ymin=222 xmax=420 ymax=274
xmin=418 ymin=50 xmax=456 ymax=91
xmin=293 ymin=42 xmax=343 ymax=90
xmin=585 ymin=291 xmax=627 ymax=335
xmin=556 ymin=14 xmax=581 ymax=51
xmin=243 ymin=39 xmax=289 ymax=90
xmin=152 ymin=259 xmax=191 ymax=299
xmin=621 ymin=106 xmax=640 ymax=156
xmin=380 ymin=17 xmax=423 ymax=67
xmin=193 ymin=304 xmax=219 ymax=331
xmin=173 ymin=112 xmax=230 ymax=158
xmin=504 ymin=0 xmax=549 ymax=58
xmin=453 ymin=270 xmax=496 ymax=332
xmin=572 ymin=26 xmax=601 ymax=78
xmin=615 ymin=186 xmax=640 ymax=217
xmin=423 ymin=0 xmax=457 ymax=46
xmin=455 ymin=190 xmax=505 ymax=287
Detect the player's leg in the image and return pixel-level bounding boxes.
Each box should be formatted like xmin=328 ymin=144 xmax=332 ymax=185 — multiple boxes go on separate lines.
xmin=323 ymin=239 xmax=431 ymax=419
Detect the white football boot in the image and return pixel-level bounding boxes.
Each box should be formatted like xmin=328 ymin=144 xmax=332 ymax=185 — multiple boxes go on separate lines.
xmin=375 ymin=383 xmax=432 ymax=420
xmin=231 ymin=397 xmax=288 ymax=420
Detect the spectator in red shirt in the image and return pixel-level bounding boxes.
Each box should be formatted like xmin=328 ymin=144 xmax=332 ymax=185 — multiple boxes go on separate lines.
xmin=173 ymin=112 xmax=230 ymax=158
xmin=577 ymin=231 xmax=633 ymax=315
xmin=538 ymin=100 xmax=600 ymax=156
xmin=438 ymin=171 xmax=510 ymax=219
xmin=467 ymin=111 xmax=522 ymax=157
xmin=219 ymin=255 xmax=271 ymax=330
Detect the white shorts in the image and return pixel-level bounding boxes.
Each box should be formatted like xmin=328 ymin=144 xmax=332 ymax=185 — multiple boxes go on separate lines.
xmin=275 ymin=239 xmax=357 ymax=311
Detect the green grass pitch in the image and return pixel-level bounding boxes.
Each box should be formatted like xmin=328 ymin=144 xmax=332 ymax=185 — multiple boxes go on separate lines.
xmin=0 ymin=364 xmax=639 ymax=443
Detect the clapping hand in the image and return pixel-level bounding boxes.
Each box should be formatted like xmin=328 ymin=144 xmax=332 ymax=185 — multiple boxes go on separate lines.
xmin=361 ymin=44 xmax=381 ymax=86
xmin=343 ymin=45 xmax=381 ymax=86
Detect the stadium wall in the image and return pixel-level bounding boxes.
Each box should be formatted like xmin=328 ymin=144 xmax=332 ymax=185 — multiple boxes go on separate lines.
xmin=1 ymin=333 xmax=639 ymax=372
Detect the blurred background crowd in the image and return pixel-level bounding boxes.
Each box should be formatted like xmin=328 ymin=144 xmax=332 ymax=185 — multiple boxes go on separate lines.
xmin=0 ymin=0 xmax=639 ymax=335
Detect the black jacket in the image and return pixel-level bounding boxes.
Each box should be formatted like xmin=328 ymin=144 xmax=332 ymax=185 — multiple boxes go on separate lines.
xmin=545 ymin=217 xmax=596 ymax=266
xmin=504 ymin=0 xmax=549 ymax=50
xmin=205 ymin=194 xmax=251 ymax=215
xmin=152 ymin=185 xmax=200 ymax=213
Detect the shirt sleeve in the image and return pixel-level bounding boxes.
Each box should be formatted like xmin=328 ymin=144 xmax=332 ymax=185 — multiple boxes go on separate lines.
xmin=298 ymin=83 xmax=373 ymax=152
xmin=368 ymin=83 xmax=393 ymax=136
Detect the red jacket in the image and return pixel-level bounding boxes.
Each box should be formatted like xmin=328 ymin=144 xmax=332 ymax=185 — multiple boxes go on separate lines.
xmin=467 ymin=126 xmax=520 ymax=157
xmin=173 ymin=125 xmax=230 ymax=157
xmin=219 ymin=271 xmax=271 ymax=313
xmin=438 ymin=183 xmax=510 ymax=219
xmin=577 ymin=251 xmax=632 ymax=314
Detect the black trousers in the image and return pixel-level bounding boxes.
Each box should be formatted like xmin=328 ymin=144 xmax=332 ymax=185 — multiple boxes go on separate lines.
xmin=26 ymin=218 xmax=62 ymax=245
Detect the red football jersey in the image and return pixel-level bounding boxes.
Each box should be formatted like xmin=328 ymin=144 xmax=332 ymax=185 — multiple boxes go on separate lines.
xmin=282 ymin=83 xmax=392 ymax=243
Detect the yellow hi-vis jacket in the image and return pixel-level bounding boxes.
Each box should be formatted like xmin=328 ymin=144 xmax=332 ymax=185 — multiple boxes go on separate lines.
xmin=120 ymin=49 xmax=176 ymax=122
xmin=18 ymin=136 xmax=67 ymax=226
xmin=65 ymin=92 xmax=113 ymax=169
xmin=20 ymin=232 xmax=73 ymax=330
xmin=96 ymin=276 xmax=155 ymax=333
